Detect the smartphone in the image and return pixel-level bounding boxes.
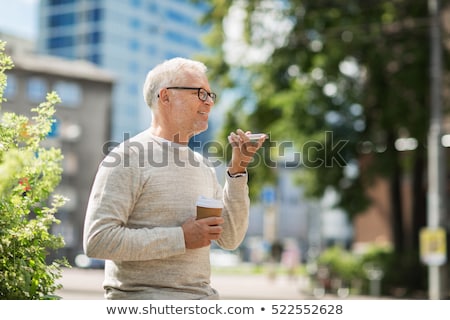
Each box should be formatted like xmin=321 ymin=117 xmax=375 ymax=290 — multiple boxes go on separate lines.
xmin=246 ymin=133 xmax=267 ymax=141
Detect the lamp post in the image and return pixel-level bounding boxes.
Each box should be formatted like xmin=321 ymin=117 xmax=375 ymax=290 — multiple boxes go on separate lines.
xmin=427 ymin=0 xmax=447 ymax=300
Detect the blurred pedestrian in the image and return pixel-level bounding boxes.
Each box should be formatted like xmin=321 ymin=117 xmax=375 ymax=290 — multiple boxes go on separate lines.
xmin=268 ymin=240 xmax=284 ymax=280
xmin=83 ymin=57 xmax=266 ymax=299
xmin=282 ymin=239 xmax=300 ymax=280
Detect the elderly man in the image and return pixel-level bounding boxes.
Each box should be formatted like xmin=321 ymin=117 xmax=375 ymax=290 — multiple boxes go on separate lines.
xmin=83 ymin=57 xmax=265 ymax=299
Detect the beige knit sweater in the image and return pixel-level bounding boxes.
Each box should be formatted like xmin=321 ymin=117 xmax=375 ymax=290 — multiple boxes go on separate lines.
xmin=83 ymin=130 xmax=250 ymax=299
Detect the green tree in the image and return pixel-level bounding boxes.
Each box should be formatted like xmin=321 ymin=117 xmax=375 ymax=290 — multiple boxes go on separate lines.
xmin=200 ymin=0 xmax=449 ymax=293
xmin=0 ymin=41 xmax=69 ymax=299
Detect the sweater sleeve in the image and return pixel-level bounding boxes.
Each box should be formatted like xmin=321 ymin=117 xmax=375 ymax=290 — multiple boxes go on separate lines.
xmin=83 ymin=148 xmax=186 ymax=261
xmin=215 ymin=171 xmax=250 ymax=250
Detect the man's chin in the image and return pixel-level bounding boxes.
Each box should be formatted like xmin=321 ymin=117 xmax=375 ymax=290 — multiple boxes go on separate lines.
xmin=194 ymin=125 xmax=208 ymax=135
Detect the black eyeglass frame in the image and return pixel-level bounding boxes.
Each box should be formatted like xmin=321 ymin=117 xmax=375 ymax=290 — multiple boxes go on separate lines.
xmin=159 ymin=86 xmax=217 ymax=103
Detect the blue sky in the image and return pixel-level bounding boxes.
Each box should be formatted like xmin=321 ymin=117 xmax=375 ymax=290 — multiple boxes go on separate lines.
xmin=0 ymin=0 xmax=39 ymax=40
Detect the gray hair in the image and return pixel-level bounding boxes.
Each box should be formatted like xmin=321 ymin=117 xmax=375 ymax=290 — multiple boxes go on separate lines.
xmin=143 ymin=57 xmax=208 ymax=108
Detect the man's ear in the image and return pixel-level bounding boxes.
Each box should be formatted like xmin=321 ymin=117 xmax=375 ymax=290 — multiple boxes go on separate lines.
xmin=158 ymin=88 xmax=170 ymax=104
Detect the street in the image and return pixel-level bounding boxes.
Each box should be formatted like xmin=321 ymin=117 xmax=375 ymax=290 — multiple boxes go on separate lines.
xmin=56 ymin=267 xmax=306 ymax=300
xmin=56 ymin=267 xmax=381 ymax=300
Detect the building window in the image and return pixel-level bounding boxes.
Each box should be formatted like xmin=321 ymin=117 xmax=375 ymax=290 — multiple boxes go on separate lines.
xmin=129 ymin=39 xmax=140 ymax=52
xmin=49 ymin=12 xmax=76 ymax=27
xmin=53 ymin=81 xmax=82 ymax=107
xmin=61 ymin=122 xmax=82 ymax=141
xmin=27 ymin=77 xmax=48 ymax=103
xmin=165 ymin=9 xmax=193 ymax=27
xmin=86 ymin=8 xmax=102 ymax=22
xmin=147 ymin=2 xmax=158 ymax=13
xmin=164 ymin=31 xmax=201 ymax=49
xmin=48 ymin=35 xmax=74 ymax=49
xmin=129 ymin=18 xmax=141 ymax=30
xmin=62 ymin=151 xmax=79 ymax=176
xmin=130 ymin=0 xmax=142 ymax=8
xmin=4 ymin=74 xmax=17 ymax=99
xmin=49 ymin=0 xmax=75 ymax=5
xmin=86 ymin=31 xmax=101 ymax=44
xmin=87 ymin=53 xmax=101 ymax=64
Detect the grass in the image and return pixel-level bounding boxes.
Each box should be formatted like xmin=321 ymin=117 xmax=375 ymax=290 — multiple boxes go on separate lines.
xmin=212 ymin=262 xmax=306 ymax=277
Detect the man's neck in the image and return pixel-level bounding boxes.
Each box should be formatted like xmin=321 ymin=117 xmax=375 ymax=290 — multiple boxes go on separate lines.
xmin=149 ymin=126 xmax=191 ymax=145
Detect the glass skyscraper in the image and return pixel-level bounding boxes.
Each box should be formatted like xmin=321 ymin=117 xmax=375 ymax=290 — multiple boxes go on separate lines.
xmin=37 ymin=0 xmax=211 ymax=143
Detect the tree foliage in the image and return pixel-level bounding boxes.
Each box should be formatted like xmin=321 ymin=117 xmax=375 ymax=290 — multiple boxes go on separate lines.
xmin=0 ymin=41 xmax=69 ymax=299
xmin=201 ymin=0 xmax=450 ymax=254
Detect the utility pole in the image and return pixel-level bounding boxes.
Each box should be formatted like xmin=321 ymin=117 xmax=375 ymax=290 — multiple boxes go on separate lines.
xmin=427 ymin=0 xmax=447 ymax=300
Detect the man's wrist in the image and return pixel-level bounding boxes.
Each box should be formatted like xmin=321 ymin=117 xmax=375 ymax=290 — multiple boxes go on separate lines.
xmin=228 ymin=164 xmax=247 ymax=175
xmin=227 ymin=169 xmax=247 ymax=178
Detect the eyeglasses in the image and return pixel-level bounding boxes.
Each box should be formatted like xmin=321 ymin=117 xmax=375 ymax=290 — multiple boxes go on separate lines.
xmin=162 ymin=86 xmax=217 ymax=103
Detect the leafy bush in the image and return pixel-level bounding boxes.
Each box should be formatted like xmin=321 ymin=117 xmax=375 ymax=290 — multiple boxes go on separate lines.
xmin=0 ymin=41 xmax=69 ymax=299
xmin=317 ymin=245 xmax=364 ymax=283
xmin=360 ymin=244 xmax=427 ymax=297
xmin=314 ymin=243 xmax=427 ymax=297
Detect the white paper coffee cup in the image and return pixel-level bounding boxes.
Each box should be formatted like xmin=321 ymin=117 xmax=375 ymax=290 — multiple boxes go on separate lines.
xmin=196 ymin=196 xmax=223 ymax=220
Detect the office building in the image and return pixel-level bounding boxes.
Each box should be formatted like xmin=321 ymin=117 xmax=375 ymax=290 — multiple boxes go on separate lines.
xmin=37 ymin=0 xmax=212 ymax=144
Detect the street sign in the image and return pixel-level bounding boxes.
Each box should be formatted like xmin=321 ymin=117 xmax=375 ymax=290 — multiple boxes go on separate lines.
xmin=420 ymin=227 xmax=447 ymax=266
xmin=261 ymin=186 xmax=275 ymax=205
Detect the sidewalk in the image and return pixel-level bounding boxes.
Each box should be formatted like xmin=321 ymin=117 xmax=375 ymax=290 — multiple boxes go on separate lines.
xmin=56 ymin=267 xmax=386 ymax=300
